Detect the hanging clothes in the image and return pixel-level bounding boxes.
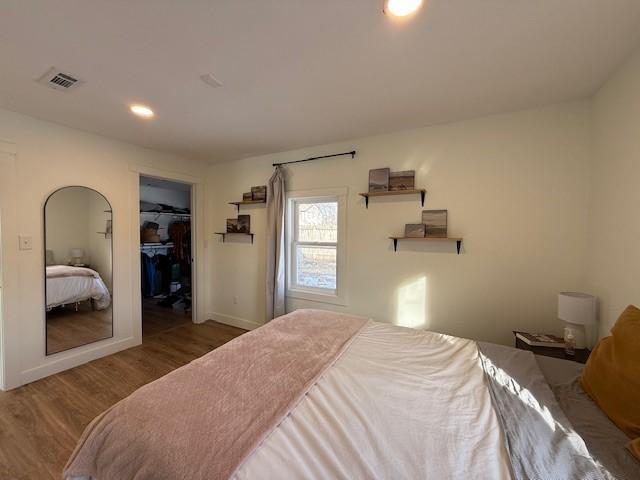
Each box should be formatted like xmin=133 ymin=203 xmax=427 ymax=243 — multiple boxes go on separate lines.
xmin=169 ymin=220 xmax=191 ymax=274
xmin=141 ymin=253 xmax=156 ymax=297
xmin=157 ymin=254 xmax=174 ymax=294
xmin=141 ymin=252 xmax=175 ymax=297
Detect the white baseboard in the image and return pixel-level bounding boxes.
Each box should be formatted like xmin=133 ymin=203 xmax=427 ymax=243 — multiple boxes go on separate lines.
xmin=208 ymin=312 xmax=262 ymax=331
xmin=19 ymin=336 xmax=139 ymax=387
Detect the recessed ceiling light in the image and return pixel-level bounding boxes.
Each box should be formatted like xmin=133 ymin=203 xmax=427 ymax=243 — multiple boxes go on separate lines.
xmin=384 ymin=0 xmax=423 ymax=17
xmin=129 ymin=104 xmax=154 ymax=119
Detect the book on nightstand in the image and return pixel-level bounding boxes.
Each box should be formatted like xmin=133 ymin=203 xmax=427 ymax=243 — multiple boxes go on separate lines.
xmin=515 ymin=332 xmax=565 ymax=348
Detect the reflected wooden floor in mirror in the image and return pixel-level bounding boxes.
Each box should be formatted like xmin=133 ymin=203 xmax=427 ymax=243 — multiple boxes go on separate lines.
xmin=46 ymin=303 xmax=112 ymax=355
xmin=0 ymin=320 xmax=247 ymax=479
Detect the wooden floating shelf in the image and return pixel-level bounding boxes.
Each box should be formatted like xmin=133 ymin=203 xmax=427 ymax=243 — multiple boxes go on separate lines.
xmin=388 ymin=236 xmax=463 ymax=254
xmin=358 ymin=189 xmax=426 ymax=208
xmin=214 ymin=232 xmax=255 ymax=243
xmin=228 ymin=200 xmax=266 ymax=212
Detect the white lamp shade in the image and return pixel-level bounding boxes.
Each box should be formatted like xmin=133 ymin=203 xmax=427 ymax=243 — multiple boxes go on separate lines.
xmin=558 ymin=292 xmax=596 ymax=325
xmin=70 ymin=248 xmax=84 ymax=259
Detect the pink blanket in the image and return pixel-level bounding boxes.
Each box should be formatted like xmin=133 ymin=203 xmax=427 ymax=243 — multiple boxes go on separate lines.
xmin=64 ymin=309 xmax=368 ymax=480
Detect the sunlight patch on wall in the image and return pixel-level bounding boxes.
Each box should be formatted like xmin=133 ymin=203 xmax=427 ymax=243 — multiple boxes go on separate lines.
xmin=394 ymin=275 xmax=429 ymax=329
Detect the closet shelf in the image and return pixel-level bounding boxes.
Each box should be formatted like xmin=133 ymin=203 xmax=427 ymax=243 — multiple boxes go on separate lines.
xmin=358 ymin=189 xmax=426 ymax=208
xmin=388 ymin=237 xmax=463 ymax=254
xmin=214 ymin=232 xmax=255 ymax=244
xmin=228 ymin=200 xmax=266 ymax=212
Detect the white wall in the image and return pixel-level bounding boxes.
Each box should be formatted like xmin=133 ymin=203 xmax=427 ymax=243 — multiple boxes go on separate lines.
xmin=44 ymin=187 xmax=91 ymax=266
xmin=3 ymin=48 xmax=635 ymax=389
xmin=0 ymin=48 xmax=634 ymax=389
xmin=0 ymin=107 xmax=206 ymax=390
xmin=588 ymin=46 xmax=640 ymax=337
xmin=206 ymin=102 xmax=593 ymax=345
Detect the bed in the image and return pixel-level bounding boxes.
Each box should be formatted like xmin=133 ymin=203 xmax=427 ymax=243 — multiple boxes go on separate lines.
xmin=46 ymin=265 xmax=111 ymax=311
xmin=64 ymin=309 xmax=639 ymax=480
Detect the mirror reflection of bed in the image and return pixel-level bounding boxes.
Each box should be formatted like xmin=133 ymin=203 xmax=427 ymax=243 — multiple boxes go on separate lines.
xmin=45 ymin=264 xmax=112 ymax=354
xmin=44 ymin=186 xmax=113 ymax=355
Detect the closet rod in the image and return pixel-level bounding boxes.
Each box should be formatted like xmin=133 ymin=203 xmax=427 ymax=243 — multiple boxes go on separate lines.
xmin=272 ymin=150 xmax=356 ymax=167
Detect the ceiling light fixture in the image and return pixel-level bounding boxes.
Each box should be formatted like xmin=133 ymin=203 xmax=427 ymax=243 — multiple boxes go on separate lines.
xmin=383 ymin=0 xmax=423 ymax=17
xmin=129 ymin=104 xmax=154 ymax=119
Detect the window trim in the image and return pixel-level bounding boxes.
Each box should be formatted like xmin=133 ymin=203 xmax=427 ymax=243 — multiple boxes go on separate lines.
xmin=285 ymin=187 xmax=347 ymax=306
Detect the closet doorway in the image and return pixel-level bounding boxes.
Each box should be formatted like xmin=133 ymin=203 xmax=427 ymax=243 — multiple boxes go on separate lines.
xmin=139 ymin=176 xmax=193 ymax=337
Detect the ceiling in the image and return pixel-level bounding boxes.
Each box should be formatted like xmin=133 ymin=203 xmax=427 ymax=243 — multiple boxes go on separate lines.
xmin=1 ymin=1 xmax=639 ymax=163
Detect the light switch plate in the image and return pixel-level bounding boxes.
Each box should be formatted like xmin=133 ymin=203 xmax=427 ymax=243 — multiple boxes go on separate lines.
xmin=19 ymin=235 xmax=32 ymax=250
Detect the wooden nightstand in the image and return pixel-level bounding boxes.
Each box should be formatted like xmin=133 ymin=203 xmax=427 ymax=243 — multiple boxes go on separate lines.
xmin=513 ymin=331 xmax=590 ymax=364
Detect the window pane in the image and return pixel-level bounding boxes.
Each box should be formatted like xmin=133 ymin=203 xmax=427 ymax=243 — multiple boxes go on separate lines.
xmin=296 ymin=245 xmax=336 ymax=290
xmin=297 ymin=202 xmax=337 ymax=242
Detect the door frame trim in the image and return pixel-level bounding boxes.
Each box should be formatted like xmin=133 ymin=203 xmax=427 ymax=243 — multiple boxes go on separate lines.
xmin=130 ymin=165 xmax=204 ymax=346
xmin=0 ymin=142 xmax=18 ymax=389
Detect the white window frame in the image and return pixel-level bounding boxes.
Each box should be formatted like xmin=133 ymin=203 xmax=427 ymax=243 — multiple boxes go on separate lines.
xmin=285 ymin=187 xmax=347 ymax=306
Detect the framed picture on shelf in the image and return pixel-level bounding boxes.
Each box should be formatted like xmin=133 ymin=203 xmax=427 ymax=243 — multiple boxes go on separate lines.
xmin=368 ymin=168 xmax=390 ymax=192
xmin=242 ymin=192 xmax=253 ymax=201
xmin=389 ymin=171 xmax=415 ymax=191
xmin=237 ymin=215 xmax=251 ymax=234
xmin=422 ymin=210 xmax=448 ymax=237
xmin=404 ymin=223 xmax=426 ymax=238
xmin=226 ymin=218 xmax=239 ymax=233
xmin=251 ymin=185 xmax=267 ymax=201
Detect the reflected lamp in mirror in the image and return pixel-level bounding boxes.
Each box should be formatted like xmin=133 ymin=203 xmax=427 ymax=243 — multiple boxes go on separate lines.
xmin=558 ymin=292 xmax=596 ymax=349
xmin=70 ymin=248 xmax=85 ymax=266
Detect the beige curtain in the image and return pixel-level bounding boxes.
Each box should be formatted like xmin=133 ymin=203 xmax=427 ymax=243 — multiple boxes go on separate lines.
xmin=265 ymin=166 xmax=286 ymax=320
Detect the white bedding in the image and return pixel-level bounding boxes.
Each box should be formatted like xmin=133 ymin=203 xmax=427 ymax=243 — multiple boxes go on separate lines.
xmin=234 ymin=321 xmax=512 ymax=479
xmin=66 ymin=312 xmax=620 ymax=480
xmin=46 ymin=266 xmax=111 ymax=310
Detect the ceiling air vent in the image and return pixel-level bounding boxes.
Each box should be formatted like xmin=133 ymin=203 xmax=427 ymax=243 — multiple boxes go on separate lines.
xmin=37 ymin=67 xmax=84 ymax=92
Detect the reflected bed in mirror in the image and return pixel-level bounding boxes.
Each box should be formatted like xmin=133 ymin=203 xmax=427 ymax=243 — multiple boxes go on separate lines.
xmin=44 ymin=186 xmax=113 ymax=355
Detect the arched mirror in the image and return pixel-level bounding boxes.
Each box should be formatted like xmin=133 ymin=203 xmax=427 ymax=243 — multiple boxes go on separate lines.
xmin=44 ymin=186 xmax=113 ymax=355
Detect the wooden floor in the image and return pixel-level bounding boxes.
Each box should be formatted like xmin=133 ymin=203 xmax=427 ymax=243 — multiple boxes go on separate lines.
xmin=142 ymin=297 xmax=192 ymax=337
xmin=45 ymin=298 xmax=192 ymax=355
xmin=0 ymin=320 xmax=246 ymax=480
xmin=46 ymin=303 xmax=112 ymax=355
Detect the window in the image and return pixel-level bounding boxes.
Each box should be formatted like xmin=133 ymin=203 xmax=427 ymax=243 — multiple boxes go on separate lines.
xmin=286 ymin=188 xmax=347 ymax=305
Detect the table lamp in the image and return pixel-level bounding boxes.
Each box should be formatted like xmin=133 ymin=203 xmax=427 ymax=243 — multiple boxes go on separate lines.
xmin=558 ymin=292 xmax=596 ymax=349
xmin=70 ymin=248 xmax=85 ymax=266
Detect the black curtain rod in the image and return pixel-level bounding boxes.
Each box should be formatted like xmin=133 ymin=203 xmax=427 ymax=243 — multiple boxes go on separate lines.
xmin=273 ymin=150 xmax=356 ymax=167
